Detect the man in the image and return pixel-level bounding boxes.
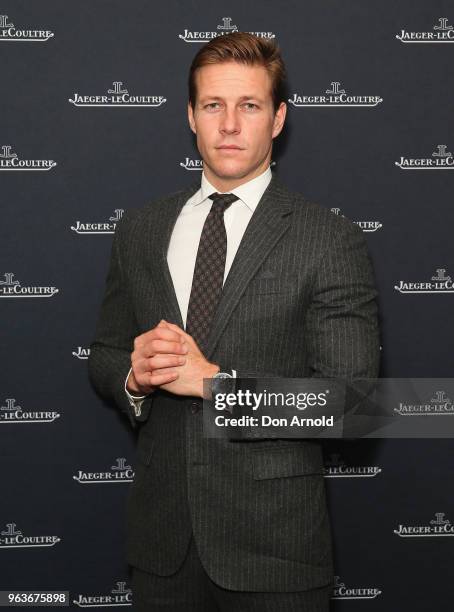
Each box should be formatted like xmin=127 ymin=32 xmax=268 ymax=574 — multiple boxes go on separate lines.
xmin=88 ymin=32 xmax=380 ymax=611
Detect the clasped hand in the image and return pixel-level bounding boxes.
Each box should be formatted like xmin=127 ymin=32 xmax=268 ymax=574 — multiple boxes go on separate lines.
xmin=127 ymin=320 xmax=219 ymax=398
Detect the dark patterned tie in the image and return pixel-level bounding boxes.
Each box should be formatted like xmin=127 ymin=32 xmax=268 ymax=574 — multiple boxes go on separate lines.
xmin=185 ymin=192 xmax=239 ymax=351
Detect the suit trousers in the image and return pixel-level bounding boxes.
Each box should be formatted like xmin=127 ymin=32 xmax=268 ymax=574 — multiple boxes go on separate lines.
xmin=130 ymin=532 xmax=333 ymax=611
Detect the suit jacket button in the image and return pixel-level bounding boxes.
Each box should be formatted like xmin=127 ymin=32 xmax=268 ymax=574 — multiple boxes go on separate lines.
xmin=190 ymin=402 xmax=201 ymax=415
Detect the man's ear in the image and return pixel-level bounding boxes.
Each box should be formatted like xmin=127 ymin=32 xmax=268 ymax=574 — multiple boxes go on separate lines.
xmin=272 ymin=101 xmax=287 ymax=139
xmin=188 ymin=102 xmax=196 ymax=134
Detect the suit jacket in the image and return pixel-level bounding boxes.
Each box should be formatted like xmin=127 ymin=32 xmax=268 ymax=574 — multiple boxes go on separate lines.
xmin=88 ymin=172 xmax=380 ymax=592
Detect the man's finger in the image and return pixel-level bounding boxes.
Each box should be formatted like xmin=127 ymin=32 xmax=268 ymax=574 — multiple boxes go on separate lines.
xmin=162 ymin=321 xmax=193 ymax=343
xmin=162 ymin=322 xmax=204 ymax=357
xmin=149 ymin=354 xmax=186 ymax=369
xmin=148 ymin=370 xmax=178 ymax=386
xmin=135 ymin=326 xmax=183 ymax=349
xmin=149 ymin=339 xmax=188 ymax=355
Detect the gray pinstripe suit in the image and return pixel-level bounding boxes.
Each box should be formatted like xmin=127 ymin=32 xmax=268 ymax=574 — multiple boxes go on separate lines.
xmin=88 ymin=172 xmax=380 ymax=593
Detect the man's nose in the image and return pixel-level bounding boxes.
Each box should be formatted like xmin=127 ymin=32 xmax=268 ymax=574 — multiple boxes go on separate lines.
xmin=219 ymin=107 xmax=240 ymax=134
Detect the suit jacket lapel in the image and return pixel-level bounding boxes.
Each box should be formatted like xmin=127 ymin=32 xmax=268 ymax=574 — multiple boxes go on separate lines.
xmin=148 ymin=180 xmax=200 ymax=329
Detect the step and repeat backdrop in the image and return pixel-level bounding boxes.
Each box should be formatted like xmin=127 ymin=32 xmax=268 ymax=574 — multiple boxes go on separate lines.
xmin=1 ymin=1 xmax=453 ymax=609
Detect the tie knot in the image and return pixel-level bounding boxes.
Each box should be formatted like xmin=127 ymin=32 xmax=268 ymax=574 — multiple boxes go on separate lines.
xmin=208 ymin=192 xmax=239 ymax=214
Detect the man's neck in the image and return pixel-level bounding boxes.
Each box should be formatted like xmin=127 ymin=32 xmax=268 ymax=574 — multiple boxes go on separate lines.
xmin=203 ymin=162 xmax=270 ymax=193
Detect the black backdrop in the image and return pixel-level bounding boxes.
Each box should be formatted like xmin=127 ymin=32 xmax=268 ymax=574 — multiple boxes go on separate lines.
xmin=1 ymin=1 xmax=453 ymax=609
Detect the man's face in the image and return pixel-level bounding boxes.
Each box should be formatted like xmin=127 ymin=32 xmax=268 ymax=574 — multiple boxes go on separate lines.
xmin=188 ymin=61 xmax=286 ymax=189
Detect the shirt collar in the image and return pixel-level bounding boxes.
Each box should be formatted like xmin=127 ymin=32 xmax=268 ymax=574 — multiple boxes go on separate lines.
xmin=187 ymin=165 xmax=272 ymax=213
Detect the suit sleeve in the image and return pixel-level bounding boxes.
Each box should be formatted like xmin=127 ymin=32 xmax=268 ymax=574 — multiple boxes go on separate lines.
xmin=224 ymin=217 xmax=380 ymax=440
xmin=304 ymin=218 xmax=380 ymax=380
xmin=87 ymin=213 xmax=153 ymax=429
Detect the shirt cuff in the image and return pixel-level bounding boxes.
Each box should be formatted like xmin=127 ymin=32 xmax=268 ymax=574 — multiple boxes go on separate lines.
xmin=125 ymin=367 xmax=148 ymax=417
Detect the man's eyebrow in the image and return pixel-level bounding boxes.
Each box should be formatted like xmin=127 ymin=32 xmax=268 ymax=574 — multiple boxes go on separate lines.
xmin=199 ymin=95 xmax=265 ymax=103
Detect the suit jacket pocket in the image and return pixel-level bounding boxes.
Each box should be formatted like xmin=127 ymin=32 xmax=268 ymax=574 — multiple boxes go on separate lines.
xmin=250 ymin=443 xmax=324 ymax=479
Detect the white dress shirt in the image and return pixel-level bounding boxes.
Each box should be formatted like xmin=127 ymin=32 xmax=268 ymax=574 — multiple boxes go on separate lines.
xmin=125 ymin=165 xmax=273 ymax=415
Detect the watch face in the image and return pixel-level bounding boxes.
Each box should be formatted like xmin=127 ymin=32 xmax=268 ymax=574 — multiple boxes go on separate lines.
xmin=211 ymin=373 xmax=236 ymax=400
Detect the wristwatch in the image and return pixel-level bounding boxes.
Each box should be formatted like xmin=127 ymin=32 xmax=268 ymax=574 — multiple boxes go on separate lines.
xmin=210 ymin=370 xmax=236 ymax=399
xmin=212 ymin=371 xmax=234 ymax=380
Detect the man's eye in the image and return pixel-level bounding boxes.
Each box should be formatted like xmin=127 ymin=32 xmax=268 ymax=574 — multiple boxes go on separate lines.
xmin=204 ymin=102 xmax=257 ymax=110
